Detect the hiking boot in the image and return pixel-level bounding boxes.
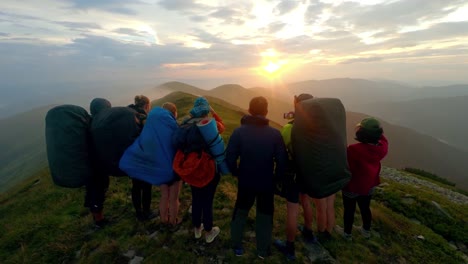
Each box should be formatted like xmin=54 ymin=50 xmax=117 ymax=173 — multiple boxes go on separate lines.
xmin=359 ymin=226 xmax=371 ymax=238
xmin=273 ymin=239 xmax=295 ymax=261
xmin=335 ymin=225 xmax=352 ymax=241
xmin=233 ymin=247 xmax=244 ymax=256
xmin=317 ymin=230 xmax=332 ymax=242
xmin=194 ymin=224 xmax=204 ymax=239
xmin=205 ymin=226 xmax=220 ymax=243
xmin=301 ymin=226 xmax=318 ymax=244
xmin=142 ymin=211 xmax=158 ymax=221
xmin=94 ymin=218 xmax=110 ymax=229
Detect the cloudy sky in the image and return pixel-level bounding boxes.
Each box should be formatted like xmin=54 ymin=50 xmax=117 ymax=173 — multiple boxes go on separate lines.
xmin=1 ymin=0 xmax=468 ymax=91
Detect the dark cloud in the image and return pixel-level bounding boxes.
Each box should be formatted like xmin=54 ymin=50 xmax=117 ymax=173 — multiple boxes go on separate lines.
xmin=208 ymin=7 xmax=249 ymax=25
xmin=358 ymin=21 xmax=468 ymax=51
xmin=64 ymin=0 xmax=141 ymax=15
xmin=265 ymin=22 xmax=287 ymax=34
xmin=190 ymin=29 xmax=225 ymax=45
xmin=55 ymin=21 xmax=102 ymax=30
xmin=158 ymin=0 xmax=204 ymax=11
xmin=0 ymin=11 xmax=42 ymax=21
xmin=113 ymin=28 xmax=147 ymax=37
xmin=304 ymin=1 xmax=329 ymax=24
xmin=340 ymin=57 xmax=383 ymax=64
xmin=399 ymin=21 xmax=468 ymax=42
xmin=330 ymin=0 xmax=466 ymax=31
xmin=0 ymin=32 xmax=9 ymax=37
xmin=189 ymin=15 xmax=208 ymax=22
xmin=274 ymin=0 xmax=299 ymax=15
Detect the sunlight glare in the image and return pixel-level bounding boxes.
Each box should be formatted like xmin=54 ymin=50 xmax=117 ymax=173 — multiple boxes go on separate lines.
xmin=264 ymin=62 xmax=281 ymax=73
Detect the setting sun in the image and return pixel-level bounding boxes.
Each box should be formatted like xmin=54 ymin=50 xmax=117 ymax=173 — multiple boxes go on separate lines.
xmin=258 ymin=48 xmax=289 ymax=78
xmin=264 ymin=61 xmax=281 ymax=73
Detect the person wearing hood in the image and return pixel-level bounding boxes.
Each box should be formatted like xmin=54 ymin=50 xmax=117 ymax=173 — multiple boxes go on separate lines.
xmin=226 ymin=96 xmax=287 ymax=259
xmin=336 ymin=117 xmax=388 ymax=240
xmin=181 ymin=97 xmax=224 ymax=243
xmin=85 ymin=98 xmax=112 ymax=228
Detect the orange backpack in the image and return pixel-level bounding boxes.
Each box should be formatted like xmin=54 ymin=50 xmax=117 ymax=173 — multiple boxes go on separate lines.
xmin=173 ymin=150 xmax=215 ymax=188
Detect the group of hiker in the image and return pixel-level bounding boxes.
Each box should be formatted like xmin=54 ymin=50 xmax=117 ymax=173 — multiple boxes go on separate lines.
xmin=45 ymin=92 xmax=388 ymax=261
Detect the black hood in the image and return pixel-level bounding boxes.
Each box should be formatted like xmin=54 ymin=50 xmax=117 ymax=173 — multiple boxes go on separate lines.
xmin=240 ymin=115 xmax=269 ymax=126
xmin=90 ymin=98 xmax=111 ymax=116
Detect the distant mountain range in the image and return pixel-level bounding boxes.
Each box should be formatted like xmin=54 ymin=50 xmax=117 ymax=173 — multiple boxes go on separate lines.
xmin=154 ymin=83 xmax=467 ymax=189
xmin=286 ymin=78 xmax=468 ymax=107
xmin=350 ymin=96 xmax=468 ymax=152
xmin=1 ymin=81 xmax=467 ymax=192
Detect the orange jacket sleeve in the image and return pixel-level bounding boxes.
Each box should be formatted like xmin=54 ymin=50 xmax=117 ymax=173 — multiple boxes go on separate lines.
xmin=212 ymin=112 xmax=225 ymax=134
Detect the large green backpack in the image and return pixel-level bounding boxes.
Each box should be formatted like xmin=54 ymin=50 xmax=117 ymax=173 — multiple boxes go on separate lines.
xmin=45 ymin=105 xmax=92 ymax=188
xmin=90 ymin=107 xmax=142 ymax=176
xmin=291 ymin=98 xmax=351 ymax=198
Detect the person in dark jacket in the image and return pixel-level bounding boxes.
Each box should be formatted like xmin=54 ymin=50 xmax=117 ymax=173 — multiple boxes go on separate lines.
xmin=85 ymin=98 xmax=112 ymax=228
xmin=226 ymin=96 xmax=287 ymax=259
xmin=128 ymin=95 xmax=155 ymax=221
xmin=336 ymin=117 xmax=388 ymax=240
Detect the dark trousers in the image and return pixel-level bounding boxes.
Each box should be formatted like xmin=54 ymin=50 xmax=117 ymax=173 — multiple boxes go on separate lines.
xmin=233 ymin=187 xmax=274 ymax=215
xmin=231 ymin=186 xmax=274 ymax=255
xmin=343 ymin=194 xmax=372 ymax=234
xmin=132 ymin=178 xmax=152 ymax=214
xmin=84 ymin=173 xmax=110 ymax=213
xmin=191 ymin=174 xmax=220 ymax=231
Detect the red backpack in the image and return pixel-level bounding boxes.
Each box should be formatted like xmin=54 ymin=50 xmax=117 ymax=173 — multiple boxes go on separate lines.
xmin=172 ymin=119 xmax=215 ymax=187
xmin=173 ymin=150 xmax=215 ymax=187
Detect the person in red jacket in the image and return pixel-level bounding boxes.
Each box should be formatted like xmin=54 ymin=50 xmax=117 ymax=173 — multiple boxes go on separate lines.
xmin=338 ymin=117 xmax=388 ymax=240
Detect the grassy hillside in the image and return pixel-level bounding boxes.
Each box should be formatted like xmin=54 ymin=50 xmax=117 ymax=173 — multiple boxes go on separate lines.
xmin=0 ymin=105 xmax=54 ymax=192
xmin=1 ymin=166 xmax=466 ymax=264
xmin=0 ymin=92 xmax=467 ymax=263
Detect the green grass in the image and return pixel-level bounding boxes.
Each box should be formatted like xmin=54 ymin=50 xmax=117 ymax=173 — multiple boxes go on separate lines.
xmin=1 ymin=92 xmax=466 ymax=263
xmin=404 ymin=168 xmax=456 ymax=187
xmin=1 ymin=169 xmax=465 ymax=263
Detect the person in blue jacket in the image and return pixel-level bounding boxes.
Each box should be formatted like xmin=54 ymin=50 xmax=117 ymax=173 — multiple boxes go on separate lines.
xmin=157 ymin=102 xmax=183 ymax=226
xmin=119 ymin=97 xmax=180 ymax=222
xmin=226 ymin=96 xmax=287 ymax=259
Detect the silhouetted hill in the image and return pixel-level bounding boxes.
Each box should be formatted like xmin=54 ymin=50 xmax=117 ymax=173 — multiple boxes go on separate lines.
xmin=350 ymin=96 xmax=468 ymax=152
xmin=287 ymin=78 xmax=468 ymax=108
xmin=156 ymin=82 xmax=292 ymax=125
xmin=157 ymin=81 xmax=208 ymax=96
xmin=286 ymin=78 xmax=411 ymax=107
xmin=409 ymin=84 xmax=468 ymax=99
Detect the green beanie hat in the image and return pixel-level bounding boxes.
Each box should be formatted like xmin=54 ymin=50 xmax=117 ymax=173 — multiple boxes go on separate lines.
xmin=358 ymin=117 xmax=382 ymax=134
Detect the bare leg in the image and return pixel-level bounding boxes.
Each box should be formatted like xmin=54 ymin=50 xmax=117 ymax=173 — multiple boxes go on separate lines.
xmin=159 ymin=184 xmax=169 ymax=224
xmin=300 ymin=194 xmax=313 ymax=231
xmin=168 ymin=181 xmax=182 ymax=225
xmin=286 ymin=202 xmax=299 ymax=241
xmin=325 ymin=194 xmax=336 ymax=233
xmin=313 ymin=198 xmax=327 ymax=232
